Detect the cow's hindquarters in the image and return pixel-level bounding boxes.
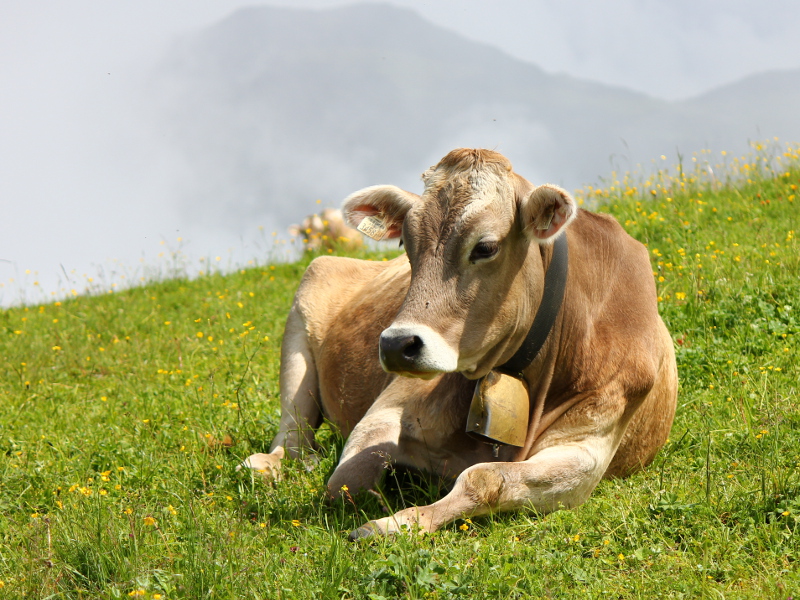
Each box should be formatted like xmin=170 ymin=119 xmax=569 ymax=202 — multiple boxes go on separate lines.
xmin=603 ymin=318 xmax=678 ymax=478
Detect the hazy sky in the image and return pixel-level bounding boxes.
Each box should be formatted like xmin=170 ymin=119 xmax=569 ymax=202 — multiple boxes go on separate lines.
xmin=2 ymin=0 xmax=800 ymax=305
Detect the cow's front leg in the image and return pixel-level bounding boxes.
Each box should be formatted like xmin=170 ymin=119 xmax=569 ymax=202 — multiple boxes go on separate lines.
xmin=242 ymin=305 xmax=321 ymax=479
xmin=271 ymin=305 xmax=323 ymax=457
xmin=350 ymin=437 xmax=614 ymax=539
xmin=326 ymin=405 xmax=403 ymax=497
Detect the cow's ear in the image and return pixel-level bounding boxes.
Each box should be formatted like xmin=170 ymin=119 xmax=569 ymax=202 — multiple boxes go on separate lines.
xmin=342 ymin=185 xmax=419 ymax=240
xmin=520 ymin=184 xmax=577 ymax=243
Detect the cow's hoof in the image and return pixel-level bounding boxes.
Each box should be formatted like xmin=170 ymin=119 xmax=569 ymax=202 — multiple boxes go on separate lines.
xmin=237 ymin=448 xmax=284 ymax=482
xmin=348 ymin=524 xmax=377 ymax=541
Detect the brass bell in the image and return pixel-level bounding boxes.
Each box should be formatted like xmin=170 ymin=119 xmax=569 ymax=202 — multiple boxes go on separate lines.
xmin=466 ymin=371 xmax=529 ymax=447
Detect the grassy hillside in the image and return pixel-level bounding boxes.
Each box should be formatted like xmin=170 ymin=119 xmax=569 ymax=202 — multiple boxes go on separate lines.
xmin=1 ymin=142 xmax=799 ymax=598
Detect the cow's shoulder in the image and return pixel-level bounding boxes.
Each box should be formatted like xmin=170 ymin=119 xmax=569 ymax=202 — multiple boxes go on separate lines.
xmin=296 ymin=254 xmax=404 ymax=306
xmin=302 ymin=255 xmax=411 ymax=431
xmin=295 ymin=254 xmax=410 ymax=343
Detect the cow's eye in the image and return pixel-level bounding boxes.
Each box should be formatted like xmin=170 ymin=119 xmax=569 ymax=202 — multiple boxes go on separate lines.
xmin=469 ymin=240 xmax=499 ymax=263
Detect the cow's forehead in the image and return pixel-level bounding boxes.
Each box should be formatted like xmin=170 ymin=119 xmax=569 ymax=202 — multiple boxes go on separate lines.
xmin=418 ymin=153 xmax=516 ymax=232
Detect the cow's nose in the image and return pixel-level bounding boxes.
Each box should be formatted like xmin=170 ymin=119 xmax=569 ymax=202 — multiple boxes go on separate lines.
xmin=378 ymin=324 xmax=458 ymax=376
xmin=379 ymin=331 xmax=424 ymax=372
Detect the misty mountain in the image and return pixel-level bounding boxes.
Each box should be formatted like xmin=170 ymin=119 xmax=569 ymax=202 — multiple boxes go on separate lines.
xmin=681 ymin=67 xmax=800 ymax=143
xmin=148 ymin=3 xmax=800 ymax=232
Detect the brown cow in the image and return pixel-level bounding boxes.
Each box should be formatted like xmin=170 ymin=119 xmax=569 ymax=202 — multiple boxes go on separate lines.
xmin=243 ymin=149 xmax=677 ymax=538
xmin=288 ymin=207 xmax=363 ymax=252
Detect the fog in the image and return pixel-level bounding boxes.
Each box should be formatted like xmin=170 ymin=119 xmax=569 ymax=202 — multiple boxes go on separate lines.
xmin=2 ymin=1 xmax=800 ymax=306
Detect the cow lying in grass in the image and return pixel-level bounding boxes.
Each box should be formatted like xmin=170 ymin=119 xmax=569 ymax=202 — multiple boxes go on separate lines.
xmin=244 ymin=148 xmax=677 ymax=539
xmin=288 ymin=207 xmax=363 ymax=253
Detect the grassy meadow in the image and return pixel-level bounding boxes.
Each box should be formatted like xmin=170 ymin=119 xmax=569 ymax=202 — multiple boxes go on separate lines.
xmin=2 ymin=141 xmax=800 ymax=598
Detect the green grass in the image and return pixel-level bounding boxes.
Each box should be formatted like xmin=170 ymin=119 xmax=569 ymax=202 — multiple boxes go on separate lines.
xmin=1 ymin=142 xmax=800 ymax=599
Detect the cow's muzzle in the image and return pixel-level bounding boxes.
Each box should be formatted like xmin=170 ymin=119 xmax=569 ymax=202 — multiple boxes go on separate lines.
xmin=379 ymin=324 xmax=458 ymax=377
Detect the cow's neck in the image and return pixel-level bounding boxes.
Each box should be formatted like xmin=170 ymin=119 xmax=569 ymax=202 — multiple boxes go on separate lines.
xmin=496 ymin=232 xmax=569 ymax=378
xmin=465 ymin=232 xmax=568 ymax=449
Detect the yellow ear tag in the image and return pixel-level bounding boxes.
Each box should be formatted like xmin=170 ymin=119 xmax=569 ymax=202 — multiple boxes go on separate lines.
xmin=357 ymin=215 xmax=389 ymax=241
xmin=466 ymin=371 xmax=529 ymax=448
xmin=537 ymin=211 xmax=554 ymax=231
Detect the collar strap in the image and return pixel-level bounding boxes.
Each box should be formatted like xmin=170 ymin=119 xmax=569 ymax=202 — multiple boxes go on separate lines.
xmin=495 ymin=233 xmax=568 ymax=378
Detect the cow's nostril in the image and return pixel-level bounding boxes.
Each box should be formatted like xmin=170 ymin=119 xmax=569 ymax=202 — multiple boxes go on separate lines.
xmin=402 ymin=335 xmax=424 ymax=359
xmin=380 ymin=331 xmax=428 ymax=372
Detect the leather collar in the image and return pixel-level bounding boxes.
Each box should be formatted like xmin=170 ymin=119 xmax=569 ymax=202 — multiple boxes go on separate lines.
xmin=495 ymin=233 xmax=569 ymax=378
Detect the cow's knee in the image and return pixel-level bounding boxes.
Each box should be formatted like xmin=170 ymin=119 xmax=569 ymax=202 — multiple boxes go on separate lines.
xmin=459 ymin=464 xmax=506 ymax=508
xmin=327 ymin=449 xmax=389 ymax=498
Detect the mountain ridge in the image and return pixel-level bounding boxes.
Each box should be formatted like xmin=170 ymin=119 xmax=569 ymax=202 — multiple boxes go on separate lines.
xmin=149 ymin=2 xmax=799 ymax=231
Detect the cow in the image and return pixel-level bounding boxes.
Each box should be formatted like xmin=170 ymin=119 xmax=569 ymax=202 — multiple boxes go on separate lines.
xmin=243 ymin=148 xmax=677 ymax=539
xmin=288 ymin=207 xmax=363 ymax=253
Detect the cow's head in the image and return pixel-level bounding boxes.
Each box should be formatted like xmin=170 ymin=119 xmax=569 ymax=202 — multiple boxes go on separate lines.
xmin=343 ymin=149 xmax=577 ymax=380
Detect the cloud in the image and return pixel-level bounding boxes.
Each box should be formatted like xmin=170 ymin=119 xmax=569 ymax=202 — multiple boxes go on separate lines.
xmin=2 ymin=0 xmax=800 ymax=305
